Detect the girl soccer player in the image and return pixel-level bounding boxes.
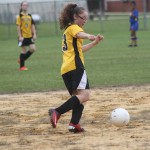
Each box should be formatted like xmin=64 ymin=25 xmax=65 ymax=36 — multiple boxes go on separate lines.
xmin=49 ymin=3 xmax=104 ymax=133
xmin=128 ymin=1 xmax=139 ymax=47
xmin=16 ymin=1 xmax=37 ymax=70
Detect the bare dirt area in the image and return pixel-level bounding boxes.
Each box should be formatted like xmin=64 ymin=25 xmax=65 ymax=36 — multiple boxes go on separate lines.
xmin=0 ymin=86 xmax=150 ymax=150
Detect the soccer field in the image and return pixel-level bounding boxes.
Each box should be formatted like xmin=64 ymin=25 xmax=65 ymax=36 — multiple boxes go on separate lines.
xmin=0 ymin=86 xmax=150 ymax=150
xmin=0 ymin=18 xmax=150 ymax=94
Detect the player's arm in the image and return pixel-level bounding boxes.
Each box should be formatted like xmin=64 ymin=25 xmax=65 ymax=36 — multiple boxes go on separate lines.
xmin=31 ymin=18 xmax=37 ymax=41
xmin=31 ymin=24 xmax=37 ymax=40
xmin=16 ymin=16 xmax=24 ymax=41
xmin=76 ymin=32 xmax=96 ymax=41
xmin=82 ymin=34 xmax=104 ymax=52
xmin=131 ymin=14 xmax=137 ymax=19
xmin=17 ymin=25 xmax=24 ymax=42
xmin=17 ymin=25 xmax=21 ymax=37
xmin=131 ymin=11 xmax=138 ymax=20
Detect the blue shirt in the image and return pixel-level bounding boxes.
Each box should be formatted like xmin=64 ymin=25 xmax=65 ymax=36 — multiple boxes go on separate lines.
xmin=130 ymin=9 xmax=138 ymax=24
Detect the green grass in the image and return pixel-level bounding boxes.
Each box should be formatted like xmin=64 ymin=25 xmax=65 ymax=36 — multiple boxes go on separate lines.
xmin=0 ymin=18 xmax=150 ymax=94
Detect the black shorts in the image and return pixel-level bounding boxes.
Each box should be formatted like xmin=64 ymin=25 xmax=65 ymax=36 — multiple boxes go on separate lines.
xmin=62 ymin=68 xmax=90 ymax=95
xmin=18 ymin=37 xmax=34 ymax=47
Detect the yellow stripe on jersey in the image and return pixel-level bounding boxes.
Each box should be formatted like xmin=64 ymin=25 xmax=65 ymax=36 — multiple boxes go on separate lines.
xmin=16 ymin=12 xmax=33 ymax=38
xmin=61 ymin=24 xmax=84 ymax=75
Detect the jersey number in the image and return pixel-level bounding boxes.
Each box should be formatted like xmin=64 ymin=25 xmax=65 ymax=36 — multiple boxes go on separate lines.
xmin=62 ymin=34 xmax=68 ymax=51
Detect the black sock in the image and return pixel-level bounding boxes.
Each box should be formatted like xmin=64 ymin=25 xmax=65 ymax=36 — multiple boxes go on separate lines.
xmin=55 ymin=96 xmax=80 ymax=115
xmin=20 ymin=53 xmax=26 ymax=67
xmin=24 ymin=51 xmax=33 ymax=60
xmin=70 ymin=104 xmax=84 ymax=125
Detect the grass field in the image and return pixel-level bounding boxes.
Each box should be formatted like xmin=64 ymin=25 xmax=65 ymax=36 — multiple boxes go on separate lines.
xmin=0 ymin=17 xmax=150 ymax=94
xmin=0 ymin=16 xmax=150 ymax=150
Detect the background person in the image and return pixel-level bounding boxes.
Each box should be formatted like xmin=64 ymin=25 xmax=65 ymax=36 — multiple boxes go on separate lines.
xmin=16 ymin=1 xmax=37 ymax=71
xmin=128 ymin=1 xmax=139 ymax=47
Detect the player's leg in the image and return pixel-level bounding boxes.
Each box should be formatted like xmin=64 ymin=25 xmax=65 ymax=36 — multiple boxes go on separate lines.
xmin=68 ymin=89 xmax=90 ymax=133
xmin=50 ymin=90 xmax=89 ymax=131
xmin=133 ymin=22 xmax=138 ymax=46
xmin=129 ymin=23 xmax=138 ymax=47
xmin=133 ymin=30 xmax=137 ymax=46
xmin=68 ymin=69 xmax=90 ymax=133
xmin=49 ymin=68 xmax=89 ymax=130
xmin=49 ymin=95 xmax=81 ymax=128
xmin=54 ymin=69 xmax=89 ymax=114
xmin=19 ymin=46 xmax=28 ymax=70
xmin=49 ymin=71 xmax=81 ymax=128
xmin=129 ymin=30 xmax=135 ymax=47
xmin=24 ymin=39 xmax=36 ymax=61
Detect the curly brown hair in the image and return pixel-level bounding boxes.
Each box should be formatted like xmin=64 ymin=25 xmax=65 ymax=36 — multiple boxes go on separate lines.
xmin=59 ymin=3 xmax=85 ymax=30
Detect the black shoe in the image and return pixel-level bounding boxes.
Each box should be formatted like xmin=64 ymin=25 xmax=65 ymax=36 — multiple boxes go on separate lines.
xmin=128 ymin=44 xmax=133 ymax=47
xmin=134 ymin=44 xmax=138 ymax=47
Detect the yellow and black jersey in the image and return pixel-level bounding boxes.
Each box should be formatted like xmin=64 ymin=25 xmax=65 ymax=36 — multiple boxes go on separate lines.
xmin=61 ymin=24 xmax=84 ymax=75
xmin=16 ymin=12 xmax=35 ymax=38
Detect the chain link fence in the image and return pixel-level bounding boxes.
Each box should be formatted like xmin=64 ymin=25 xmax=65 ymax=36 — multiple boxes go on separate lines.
xmin=0 ymin=0 xmax=87 ymax=40
xmin=0 ymin=0 xmax=149 ymax=40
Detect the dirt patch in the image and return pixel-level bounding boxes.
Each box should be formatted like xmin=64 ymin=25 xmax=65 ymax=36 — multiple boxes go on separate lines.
xmin=0 ymin=86 xmax=150 ymax=150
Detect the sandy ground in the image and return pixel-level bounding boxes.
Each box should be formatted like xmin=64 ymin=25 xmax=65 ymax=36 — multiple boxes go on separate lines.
xmin=0 ymin=86 xmax=150 ymax=150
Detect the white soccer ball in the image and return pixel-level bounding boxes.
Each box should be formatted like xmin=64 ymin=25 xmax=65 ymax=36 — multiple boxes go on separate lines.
xmin=110 ymin=108 xmax=130 ymax=127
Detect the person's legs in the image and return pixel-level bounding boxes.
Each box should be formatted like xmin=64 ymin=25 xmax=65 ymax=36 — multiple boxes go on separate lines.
xmin=129 ymin=30 xmax=137 ymax=47
xmin=129 ymin=30 xmax=134 ymax=47
xmin=70 ymin=103 xmax=84 ymax=125
xmin=69 ymin=69 xmax=90 ymax=128
xmin=49 ymin=69 xmax=90 ymax=132
xmin=68 ymin=89 xmax=90 ymax=133
xmin=50 ymin=89 xmax=89 ymax=131
xmin=24 ymin=44 xmax=36 ymax=60
xmin=55 ymin=95 xmax=81 ymax=114
xmin=19 ymin=46 xmax=27 ymax=70
xmin=49 ymin=95 xmax=81 ymax=128
xmin=133 ymin=31 xmax=137 ymax=46
xmin=19 ymin=38 xmax=36 ymax=70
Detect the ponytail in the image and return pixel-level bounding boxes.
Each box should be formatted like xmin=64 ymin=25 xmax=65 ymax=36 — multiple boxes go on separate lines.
xmin=19 ymin=2 xmax=23 ymax=14
xmin=59 ymin=3 xmax=85 ymax=30
xmin=19 ymin=8 xmax=22 ymax=14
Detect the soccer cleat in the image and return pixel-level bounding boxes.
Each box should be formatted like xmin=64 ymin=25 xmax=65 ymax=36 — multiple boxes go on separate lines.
xmin=49 ymin=109 xmax=60 ymax=128
xmin=19 ymin=66 xmax=28 ymax=71
xmin=68 ymin=123 xmax=85 ymax=133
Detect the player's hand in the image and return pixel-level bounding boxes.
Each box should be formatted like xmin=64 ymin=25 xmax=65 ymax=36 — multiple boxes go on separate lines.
xmin=33 ymin=34 xmax=37 ymax=41
xmin=97 ymin=34 xmax=104 ymax=41
xmin=94 ymin=34 xmax=104 ymax=44
xmin=19 ymin=36 xmax=24 ymax=42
